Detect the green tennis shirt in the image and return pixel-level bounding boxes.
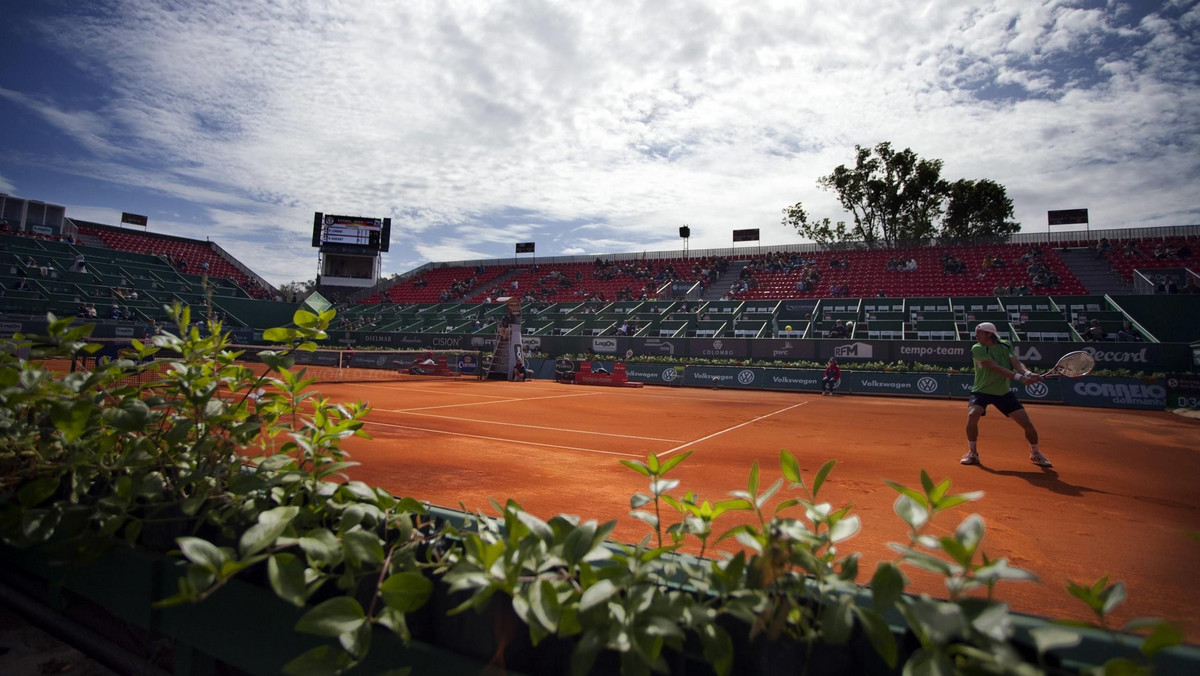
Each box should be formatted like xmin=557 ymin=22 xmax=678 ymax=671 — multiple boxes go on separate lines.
xmin=971 ymin=341 xmax=1013 ymax=395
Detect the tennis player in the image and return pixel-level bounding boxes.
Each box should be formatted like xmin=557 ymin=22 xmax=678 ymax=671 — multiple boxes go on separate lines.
xmin=962 ymin=322 xmax=1053 ymax=468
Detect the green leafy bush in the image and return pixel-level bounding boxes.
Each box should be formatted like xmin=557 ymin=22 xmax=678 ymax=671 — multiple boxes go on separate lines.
xmin=0 ymin=307 xmax=1185 ymax=675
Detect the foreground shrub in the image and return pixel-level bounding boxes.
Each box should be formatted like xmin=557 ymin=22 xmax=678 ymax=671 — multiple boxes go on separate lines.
xmin=0 ymin=307 xmax=1186 ymax=674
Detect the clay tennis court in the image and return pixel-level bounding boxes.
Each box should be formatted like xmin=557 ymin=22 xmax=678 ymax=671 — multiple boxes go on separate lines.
xmin=313 ymin=377 xmax=1200 ymax=641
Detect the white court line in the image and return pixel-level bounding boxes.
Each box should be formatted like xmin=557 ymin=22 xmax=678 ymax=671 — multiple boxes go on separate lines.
xmin=658 ymin=401 xmax=810 ymax=458
xmin=363 ymin=419 xmax=643 ymax=458
xmin=351 ymin=383 xmax=516 ymax=400
xmin=373 ymin=410 xmax=684 ymax=442
xmin=398 ymin=390 xmax=607 ymax=412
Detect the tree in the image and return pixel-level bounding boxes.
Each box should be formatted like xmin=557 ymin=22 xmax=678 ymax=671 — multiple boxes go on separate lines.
xmin=941 ymin=178 xmax=1020 ymax=240
xmin=278 ymin=278 xmax=317 ymax=303
xmin=782 ymin=142 xmax=1020 ymax=246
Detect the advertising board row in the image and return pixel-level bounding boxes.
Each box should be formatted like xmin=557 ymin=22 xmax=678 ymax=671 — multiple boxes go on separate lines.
xmin=2 ymin=317 xmax=1189 ymax=374
xmin=569 ymin=361 xmax=1173 ymax=410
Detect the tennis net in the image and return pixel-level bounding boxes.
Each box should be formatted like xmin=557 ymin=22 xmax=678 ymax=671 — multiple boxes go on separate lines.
xmin=69 ymin=339 xmax=487 ymax=384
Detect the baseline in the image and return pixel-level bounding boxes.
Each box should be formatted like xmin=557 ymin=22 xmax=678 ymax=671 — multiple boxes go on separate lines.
xmin=363 ymin=419 xmax=645 ymax=458
xmin=658 ymin=401 xmax=810 ymax=458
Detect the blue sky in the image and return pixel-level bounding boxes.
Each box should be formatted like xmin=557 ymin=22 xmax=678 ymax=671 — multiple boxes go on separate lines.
xmin=2 ymin=0 xmax=1198 ymax=287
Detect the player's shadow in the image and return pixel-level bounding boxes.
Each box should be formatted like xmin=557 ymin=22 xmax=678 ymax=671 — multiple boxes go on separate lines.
xmin=976 ymin=464 xmax=1110 ymax=498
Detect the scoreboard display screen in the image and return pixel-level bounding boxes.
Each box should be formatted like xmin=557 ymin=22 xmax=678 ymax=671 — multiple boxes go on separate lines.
xmin=323 ymin=215 xmax=382 ymax=248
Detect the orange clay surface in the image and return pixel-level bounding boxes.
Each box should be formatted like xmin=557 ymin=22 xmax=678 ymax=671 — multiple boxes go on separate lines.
xmin=308 ymin=378 xmax=1200 ymax=640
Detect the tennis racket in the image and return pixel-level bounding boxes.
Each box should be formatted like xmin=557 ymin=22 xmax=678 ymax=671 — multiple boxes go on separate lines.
xmin=1042 ymin=351 xmax=1095 ymax=378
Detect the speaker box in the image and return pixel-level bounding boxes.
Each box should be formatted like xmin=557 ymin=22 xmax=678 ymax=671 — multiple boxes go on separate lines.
xmin=312 ymin=212 xmax=323 ymax=247
xmin=380 ymin=218 xmax=391 ymax=252
xmin=679 ymin=226 xmax=690 ymax=238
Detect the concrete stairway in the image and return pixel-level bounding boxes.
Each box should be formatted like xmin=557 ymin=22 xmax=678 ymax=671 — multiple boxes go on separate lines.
xmin=1057 ymin=248 xmax=1133 ymax=295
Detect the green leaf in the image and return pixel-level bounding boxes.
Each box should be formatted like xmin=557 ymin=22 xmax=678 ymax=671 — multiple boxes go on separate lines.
xmin=295 ymin=597 xmax=366 ymax=637
xmin=380 ymin=572 xmax=433 ymax=613
xmin=101 ymin=397 xmax=151 ymax=432
xmin=281 ymin=645 xmax=355 ymax=676
xmin=812 ymin=459 xmax=836 ymax=498
xmin=580 ymin=580 xmax=618 ymax=613
xmin=262 ymin=327 xmax=295 ymax=343
xmin=821 ymin=594 xmax=855 ymax=644
xmin=342 ymin=529 xmax=386 ymax=567
xmin=871 ymin=562 xmax=906 ymax=611
xmin=747 ymin=462 xmax=760 ymax=496
xmin=515 ymin=510 xmax=554 ymax=542
xmin=239 ymin=506 xmax=300 ymax=558
xmin=621 ymin=460 xmax=651 ymax=477
xmin=852 ymin=607 xmax=898 ymax=668
xmin=530 ymin=579 xmax=562 ymax=633
xmin=779 ymin=449 xmax=801 ymax=484
xmin=268 ymin=553 xmax=309 ymax=607
xmin=49 ymin=400 xmax=91 ymax=441
xmin=17 ymin=477 xmax=60 ymax=508
xmin=177 ymin=537 xmax=227 ymax=573
xmin=1101 ymin=581 xmax=1127 ymax=616
xmin=894 ymin=495 xmax=928 ymax=531
xmin=340 ymin=619 xmax=372 ymax=659
xmin=1028 ymin=626 xmax=1081 ymax=655
xmin=1137 ymin=621 xmax=1183 ymax=657
xmin=657 ymin=450 xmax=691 ymax=475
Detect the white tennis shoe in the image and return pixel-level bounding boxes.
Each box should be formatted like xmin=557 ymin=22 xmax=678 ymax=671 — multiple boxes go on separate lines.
xmin=1030 ymin=451 xmax=1054 ymax=468
xmin=960 ymin=450 xmax=979 ymax=465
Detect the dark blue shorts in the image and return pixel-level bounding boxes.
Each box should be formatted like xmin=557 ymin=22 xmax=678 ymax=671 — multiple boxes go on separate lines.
xmin=969 ymin=391 xmax=1024 ymax=417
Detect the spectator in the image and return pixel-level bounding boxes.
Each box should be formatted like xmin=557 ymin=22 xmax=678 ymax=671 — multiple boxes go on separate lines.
xmin=1083 ymin=319 xmax=1106 ymax=341
xmin=1115 ymin=321 xmax=1141 ymax=342
xmin=821 ymin=358 xmax=841 ymax=396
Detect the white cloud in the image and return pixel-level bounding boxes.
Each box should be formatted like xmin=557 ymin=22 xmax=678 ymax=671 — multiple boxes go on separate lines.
xmin=1 ymin=0 xmax=1196 ymax=286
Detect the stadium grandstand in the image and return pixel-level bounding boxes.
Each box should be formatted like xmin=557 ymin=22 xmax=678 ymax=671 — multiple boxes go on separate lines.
xmin=0 ymin=197 xmax=1197 ymax=364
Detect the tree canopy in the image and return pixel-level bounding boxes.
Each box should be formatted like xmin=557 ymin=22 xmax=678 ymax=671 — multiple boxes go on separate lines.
xmin=782 ymin=142 xmax=1019 ymax=246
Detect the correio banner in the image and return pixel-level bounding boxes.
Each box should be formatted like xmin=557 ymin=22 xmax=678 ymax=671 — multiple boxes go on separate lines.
xmin=1060 ymin=377 xmax=1166 ymax=410
xmin=949 ymin=374 xmax=1064 ymax=403
xmin=684 ymin=365 xmax=763 ymax=389
xmin=846 ymin=372 xmax=949 ymax=397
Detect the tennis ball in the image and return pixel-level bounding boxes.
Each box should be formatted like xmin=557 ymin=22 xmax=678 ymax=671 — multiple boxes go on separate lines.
xmin=785 ymin=325 xmax=793 ymax=331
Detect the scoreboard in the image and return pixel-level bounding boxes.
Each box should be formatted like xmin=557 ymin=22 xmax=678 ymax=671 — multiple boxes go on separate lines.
xmin=312 ymin=213 xmax=390 ymax=252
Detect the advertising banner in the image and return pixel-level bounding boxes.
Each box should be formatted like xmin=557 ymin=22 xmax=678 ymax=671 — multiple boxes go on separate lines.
xmin=1059 ymin=377 xmax=1166 ymax=410
xmin=1165 ymin=373 xmax=1200 ymax=409
xmin=760 ymin=368 xmax=823 ymax=392
xmin=684 ymin=365 xmax=764 ymax=390
xmin=629 ymin=337 xmax=686 ymax=360
xmin=750 ymin=339 xmax=818 ymax=362
xmin=948 ymin=374 xmax=1064 ymax=403
xmin=624 ymin=363 xmax=686 ymax=386
xmin=845 ymin=372 xmax=950 ymax=397
xmin=816 ymin=340 xmax=890 ymax=364
xmin=895 ymin=341 xmax=971 ymax=367
xmin=687 ymin=338 xmax=750 ymax=359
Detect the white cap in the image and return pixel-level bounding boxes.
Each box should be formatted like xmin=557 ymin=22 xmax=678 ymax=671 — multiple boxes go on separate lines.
xmin=975 ymin=322 xmax=999 ymax=336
